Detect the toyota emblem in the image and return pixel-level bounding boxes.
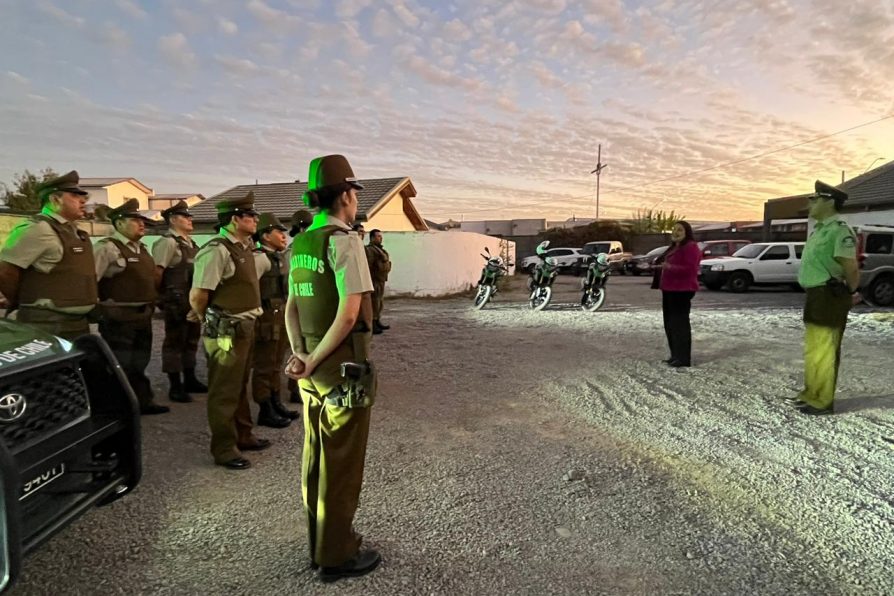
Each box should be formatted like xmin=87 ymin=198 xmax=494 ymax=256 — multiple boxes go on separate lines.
xmin=0 ymin=393 xmax=27 ymax=423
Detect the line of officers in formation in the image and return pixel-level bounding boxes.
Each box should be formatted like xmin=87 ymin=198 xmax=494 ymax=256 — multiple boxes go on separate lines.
xmin=0 ymin=169 xmax=392 ymax=451
xmin=2 ymin=155 xmax=393 ymax=579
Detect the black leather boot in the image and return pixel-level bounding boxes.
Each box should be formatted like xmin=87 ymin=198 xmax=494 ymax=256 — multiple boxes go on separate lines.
xmin=271 ymin=392 xmax=299 ymax=420
xmin=257 ymin=400 xmax=291 ymax=428
xmin=168 ymin=373 xmax=191 ymax=403
xmin=183 ymin=368 xmax=208 ymax=393
xmin=319 ymin=550 xmax=382 ymax=583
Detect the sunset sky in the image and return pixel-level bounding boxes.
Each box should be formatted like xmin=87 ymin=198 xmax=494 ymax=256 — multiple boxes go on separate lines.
xmin=0 ymin=0 xmax=892 ymax=222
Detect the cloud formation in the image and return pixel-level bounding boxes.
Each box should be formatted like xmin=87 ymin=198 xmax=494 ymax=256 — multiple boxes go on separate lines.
xmin=0 ymin=0 xmax=892 ymax=223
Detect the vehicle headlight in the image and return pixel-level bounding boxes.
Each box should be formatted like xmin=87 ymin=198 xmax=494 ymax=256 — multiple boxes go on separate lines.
xmin=710 ymin=264 xmax=725 ymax=272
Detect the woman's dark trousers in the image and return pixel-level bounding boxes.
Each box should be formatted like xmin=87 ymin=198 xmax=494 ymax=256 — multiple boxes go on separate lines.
xmin=662 ymin=291 xmax=695 ymax=365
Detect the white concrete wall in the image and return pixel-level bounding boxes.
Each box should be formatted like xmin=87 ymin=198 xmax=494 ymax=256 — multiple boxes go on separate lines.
xmin=143 ymin=231 xmax=516 ymax=298
xmin=381 ymin=231 xmax=515 ymax=297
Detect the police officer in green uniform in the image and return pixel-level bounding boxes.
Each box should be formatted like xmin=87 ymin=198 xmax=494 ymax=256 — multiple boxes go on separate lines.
xmin=152 ymin=200 xmax=207 ymax=403
xmin=285 ymin=155 xmax=381 ymax=581
xmin=790 ymin=180 xmax=861 ymax=415
xmin=95 ymin=199 xmax=169 ymax=415
xmin=251 ymin=212 xmax=298 ymax=428
xmin=0 ymin=171 xmax=97 ymax=340
xmin=286 ymin=209 xmax=314 ymax=405
xmin=189 ymin=193 xmax=270 ymax=470
xmin=365 ymin=229 xmax=391 ymax=334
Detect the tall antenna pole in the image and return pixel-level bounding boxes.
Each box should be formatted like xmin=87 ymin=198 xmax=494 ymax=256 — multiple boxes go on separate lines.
xmin=590 ymin=144 xmax=608 ymax=221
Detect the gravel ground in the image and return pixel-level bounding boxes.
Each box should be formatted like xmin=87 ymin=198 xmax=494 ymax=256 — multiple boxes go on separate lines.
xmin=10 ymin=276 xmax=894 ymax=595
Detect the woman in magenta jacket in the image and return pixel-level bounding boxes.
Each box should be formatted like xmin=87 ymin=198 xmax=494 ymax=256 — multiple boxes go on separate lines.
xmin=658 ymin=221 xmax=701 ymax=367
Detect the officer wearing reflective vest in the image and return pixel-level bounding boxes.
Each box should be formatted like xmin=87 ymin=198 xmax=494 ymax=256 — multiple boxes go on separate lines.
xmin=285 ymin=208 xmax=314 ymax=405
xmin=152 ymin=199 xmax=207 ymax=403
xmin=284 ymin=154 xmax=381 ymax=581
xmin=94 ymin=198 xmax=169 ymax=415
xmin=788 ymin=180 xmax=861 ymax=415
xmin=251 ymin=212 xmax=299 ymax=428
xmin=189 ymin=192 xmax=269 ymax=470
xmin=0 ymin=170 xmax=97 ymax=340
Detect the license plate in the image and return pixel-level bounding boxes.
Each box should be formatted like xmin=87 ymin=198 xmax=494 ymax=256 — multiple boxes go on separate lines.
xmin=20 ymin=463 xmax=65 ymax=501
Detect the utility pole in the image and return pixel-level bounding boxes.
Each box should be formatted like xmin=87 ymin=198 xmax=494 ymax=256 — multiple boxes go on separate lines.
xmin=590 ymin=144 xmax=608 ymax=221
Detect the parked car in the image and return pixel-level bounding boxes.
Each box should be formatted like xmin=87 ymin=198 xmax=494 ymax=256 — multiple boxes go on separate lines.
xmin=0 ymin=321 xmax=141 ymax=594
xmin=580 ymin=241 xmax=633 ymax=274
xmin=698 ymin=239 xmax=751 ymax=259
xmin=700 ymin=242 xmax=805 ymax=292
xmin=855 ymin=225 xmax=894 ymax=306
xmin=520 ymin=247 xmax=583 ymax=273
xmin=626 ymin=246 xmax=669 ymax=276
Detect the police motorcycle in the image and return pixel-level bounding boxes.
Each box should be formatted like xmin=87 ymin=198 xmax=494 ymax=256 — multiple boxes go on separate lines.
xmin=580 ymin=253 xmax=611 ymax=312
xmin=473 ymin=247 xmax=511 ymax=310
xmin=528 ymin=241 xmax=560 ymax=311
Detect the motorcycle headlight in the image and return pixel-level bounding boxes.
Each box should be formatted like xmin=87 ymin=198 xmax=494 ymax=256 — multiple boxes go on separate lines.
xmin=710 ymin=264 xmax=725 ymax=271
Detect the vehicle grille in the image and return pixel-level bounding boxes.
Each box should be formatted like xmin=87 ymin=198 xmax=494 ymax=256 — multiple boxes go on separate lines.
xmin=0 ymin=363 xmax=90 ymax=448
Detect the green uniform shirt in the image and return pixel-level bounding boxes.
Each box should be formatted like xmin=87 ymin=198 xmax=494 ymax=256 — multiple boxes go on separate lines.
xmin=192 ymin=229 xmax=263 ymax=319
xmin=95 ymin=231 xmax=151 ymax=279
xmin=798 ymin=215 xmax=857 ymax=288
xmin=0 ymin=208 xmax=96 ymax=314
xmin=290 ymin=214 xmax=373 ymax=297
xmin=151 ymin=231 xmax=193 ymax=268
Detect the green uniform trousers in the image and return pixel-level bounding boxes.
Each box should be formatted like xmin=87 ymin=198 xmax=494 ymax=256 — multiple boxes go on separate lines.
xmin=799 ymin=285 xmax=851 ymax=409
xmin=299 ymin=340 xmax=372 ymax=567
xmin=251 ymin=307 xmax=289 ymax=403
xmin=372 ymin=281 xmax=385 ymax=321
xmin=99 ymin=314 xmax=154 ymax=408
xmin=17 ymin=306 xmax=90 ymax=341
xmin=161 ymin=296 xmax=201 ymax=373
xmin=204 ymin=321 xmax=256 ymax=464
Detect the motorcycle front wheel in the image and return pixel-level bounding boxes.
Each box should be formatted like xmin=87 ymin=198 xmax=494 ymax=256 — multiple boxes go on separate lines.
xmin=474 ymin=284 xmax=493 ymax=310
xmin=530 ymin=286 xmax=552 ymax=311
xmin=581 ymin=287 xmax=606 ymax=312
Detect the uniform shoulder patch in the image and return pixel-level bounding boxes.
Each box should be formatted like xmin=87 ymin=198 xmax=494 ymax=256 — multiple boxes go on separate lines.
xmin=841 ymin=235 xmax=856 ymax=248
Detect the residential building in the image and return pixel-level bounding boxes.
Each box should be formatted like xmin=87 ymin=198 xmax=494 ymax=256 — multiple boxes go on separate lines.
xmin=188 ymin=177 xmax=428 ymax=232
xmin=79 ymin=177 xmax=153 ymax=210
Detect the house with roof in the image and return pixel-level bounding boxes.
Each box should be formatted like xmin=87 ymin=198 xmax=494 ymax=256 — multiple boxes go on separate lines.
xmin=188 ymin=177 xmax=428 ymax=232
xmin=79 ymin=177 xmax=154 ymax=210
xmin=150 ymin=193 xmax=205 ymax=212
xmin=761 ymin=159 xmax=894 ymax=238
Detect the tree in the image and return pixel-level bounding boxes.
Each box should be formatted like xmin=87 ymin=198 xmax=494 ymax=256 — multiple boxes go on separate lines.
xmin=1 ymin=168 xmax=59 ymax=213
xmin=630 ymin=208 xmax=685 ymax=234
xmin=541 ymin=219 xmax=634 ymax=247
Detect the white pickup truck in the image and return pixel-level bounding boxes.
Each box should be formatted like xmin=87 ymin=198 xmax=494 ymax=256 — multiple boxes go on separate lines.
xmin=699 ymin=242 xmax=805 ymax=292
xmin=519 ymin=247 xmax=584 ymax=273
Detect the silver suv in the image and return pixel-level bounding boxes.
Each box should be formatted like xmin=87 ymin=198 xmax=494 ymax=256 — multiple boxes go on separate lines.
xmin=856 ymin=225 xmax=894 ymax=306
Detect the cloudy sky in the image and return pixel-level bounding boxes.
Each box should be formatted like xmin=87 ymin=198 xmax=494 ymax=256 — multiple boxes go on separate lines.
xmin=1 ymin=0 xmax=892 ymax=222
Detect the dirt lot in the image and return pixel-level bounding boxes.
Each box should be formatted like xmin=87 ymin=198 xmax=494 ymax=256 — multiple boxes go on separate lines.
xmin=10 ymin=275 xmax=894 ymax=595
